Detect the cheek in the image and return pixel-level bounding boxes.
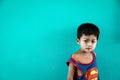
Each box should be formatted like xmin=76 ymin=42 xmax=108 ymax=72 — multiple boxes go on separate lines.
xmin=80 ymin=42 xmax=86 ymax=46
xmin=92 ymin=43 xmax=97 ymax=49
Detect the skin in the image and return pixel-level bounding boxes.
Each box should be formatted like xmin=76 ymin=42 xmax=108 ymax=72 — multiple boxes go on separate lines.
xmin=67 ymin=34 xmax=98 ymax=80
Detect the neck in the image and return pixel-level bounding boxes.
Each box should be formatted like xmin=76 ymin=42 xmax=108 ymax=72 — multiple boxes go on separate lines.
xmin=78 ymin=49 xmax=92 ymax=54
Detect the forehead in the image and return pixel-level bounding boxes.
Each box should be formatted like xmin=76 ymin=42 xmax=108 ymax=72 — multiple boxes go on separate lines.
xmin=81 ymin=34 xmax=97 ymax=40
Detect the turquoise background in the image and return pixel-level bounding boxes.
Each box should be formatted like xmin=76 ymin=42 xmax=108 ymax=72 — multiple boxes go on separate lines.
xmin=0 ymin=0 xmax=120 ymax=80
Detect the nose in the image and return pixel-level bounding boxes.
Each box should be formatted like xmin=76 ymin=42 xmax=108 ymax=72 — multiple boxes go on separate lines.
xmin=87 ymin=42 xmax=92 ymax=46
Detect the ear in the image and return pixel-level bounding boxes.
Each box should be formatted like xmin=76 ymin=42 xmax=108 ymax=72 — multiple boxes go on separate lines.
xmin=76 ymin=38 xmax=80 ymax=44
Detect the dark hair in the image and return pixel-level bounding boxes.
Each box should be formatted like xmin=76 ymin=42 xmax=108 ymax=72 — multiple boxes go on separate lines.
xmin=77 ymin=23 xmax=100 ymax=40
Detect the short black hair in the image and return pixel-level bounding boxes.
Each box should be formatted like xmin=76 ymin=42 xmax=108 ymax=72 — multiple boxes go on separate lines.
xmin=77 ymin=23 xmax=100 ymax=40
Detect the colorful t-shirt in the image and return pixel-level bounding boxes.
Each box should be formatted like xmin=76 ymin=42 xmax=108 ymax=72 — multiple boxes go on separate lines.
xmin=66 ymin=52 xmax=99 ymax=80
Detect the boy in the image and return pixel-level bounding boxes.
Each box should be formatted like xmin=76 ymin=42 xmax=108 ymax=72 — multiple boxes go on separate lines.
xmin=66 ymin=23 xmax=100 ymax=80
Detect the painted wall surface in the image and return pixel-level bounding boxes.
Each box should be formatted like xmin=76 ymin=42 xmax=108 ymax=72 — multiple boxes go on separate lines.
xmin=0 ymin=0 xmax=120 ymax=80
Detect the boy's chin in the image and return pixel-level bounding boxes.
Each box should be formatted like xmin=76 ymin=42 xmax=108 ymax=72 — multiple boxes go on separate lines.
xmin=81 ymin=48 xmax=93 ymax=53
xmin=85 ymin=49 xmax=93 ymax=52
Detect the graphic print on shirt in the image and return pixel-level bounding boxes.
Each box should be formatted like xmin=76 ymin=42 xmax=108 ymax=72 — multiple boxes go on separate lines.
xmin=84 ymin=67 xmax=98 ymax=80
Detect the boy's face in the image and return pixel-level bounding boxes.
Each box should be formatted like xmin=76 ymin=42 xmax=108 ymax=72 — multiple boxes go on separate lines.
xmin=77 ymin=34 xmax=97 ymax=52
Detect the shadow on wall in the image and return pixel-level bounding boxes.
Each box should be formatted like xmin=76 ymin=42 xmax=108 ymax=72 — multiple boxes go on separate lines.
xmin=62 ymin=27 xmax=79 ymax=54
xmin=115 ymin=0 xmax=120 ymax=43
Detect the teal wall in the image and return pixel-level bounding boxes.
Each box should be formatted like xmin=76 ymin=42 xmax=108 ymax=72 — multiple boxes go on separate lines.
xmin=0 ymin=0 xmax=120 ymax=80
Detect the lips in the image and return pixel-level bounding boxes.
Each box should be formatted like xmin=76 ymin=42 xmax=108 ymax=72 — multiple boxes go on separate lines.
xmin=86 ymin=48 xmax=92 ymax=50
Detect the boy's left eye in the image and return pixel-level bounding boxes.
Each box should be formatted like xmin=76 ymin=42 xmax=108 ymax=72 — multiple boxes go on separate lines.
xmin=92 ymin=40 xmax=96 ymax=43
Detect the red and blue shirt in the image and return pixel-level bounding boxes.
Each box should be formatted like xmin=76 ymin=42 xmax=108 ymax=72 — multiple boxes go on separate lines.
xmin=66 ymin=52 xmax=100 ymax=80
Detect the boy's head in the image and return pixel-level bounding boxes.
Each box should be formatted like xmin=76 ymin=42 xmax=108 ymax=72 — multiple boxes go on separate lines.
xmin=76 ymin=23 xmax=100 ymax=52
xmin=77 ymin=23 xmax=100 ymax=40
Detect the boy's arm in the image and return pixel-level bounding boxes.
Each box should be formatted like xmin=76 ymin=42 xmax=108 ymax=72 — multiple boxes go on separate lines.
xmin=67 ymin=63 xmax=75 ymax=80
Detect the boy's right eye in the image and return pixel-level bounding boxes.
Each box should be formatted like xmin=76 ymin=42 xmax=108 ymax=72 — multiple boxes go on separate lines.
xmin=84 ymin=40 xmax=88 ymax=42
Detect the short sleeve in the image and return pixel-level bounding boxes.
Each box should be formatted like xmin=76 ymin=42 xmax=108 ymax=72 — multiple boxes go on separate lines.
xmin=66 ymin=55 xmax=76 ymax=66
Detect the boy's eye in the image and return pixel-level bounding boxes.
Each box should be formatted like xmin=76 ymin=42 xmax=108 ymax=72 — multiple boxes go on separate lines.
xmin=92 ymin=41 xmax=95 ymax=43
xmin=92 ymin=40 xmax=96 ymax=43
xmin=84 ymin=40 xmax=88 ymax=42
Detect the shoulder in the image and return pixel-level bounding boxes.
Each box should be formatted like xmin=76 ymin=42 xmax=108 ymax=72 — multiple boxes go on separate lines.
xmin=71 ymin=52 xmax=78 ymax=59
xmin=71 ymin=52 xmax=81 ymax=61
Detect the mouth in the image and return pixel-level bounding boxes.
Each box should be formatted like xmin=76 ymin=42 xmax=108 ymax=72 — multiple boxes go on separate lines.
xmin=86 ymin=48 xmax=92 ymax=50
